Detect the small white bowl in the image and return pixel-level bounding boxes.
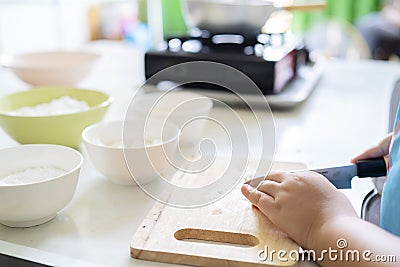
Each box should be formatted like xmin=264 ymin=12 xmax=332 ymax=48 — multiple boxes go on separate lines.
xmin=0 ymin=144 xmax=83 ymax=227
xmin=130 ymin=91 xmax=213 ymax=146
xmin=1 ymin=51 xmax=99 ymax=86
xmin=82 ymin=120 xmax=179 ymax=186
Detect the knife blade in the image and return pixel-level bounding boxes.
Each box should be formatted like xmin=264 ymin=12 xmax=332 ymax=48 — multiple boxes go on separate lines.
xmin=245 ymin=157 xmax=387 ymax=189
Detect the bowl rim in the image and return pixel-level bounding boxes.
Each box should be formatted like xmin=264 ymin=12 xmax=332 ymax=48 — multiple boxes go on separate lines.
xmin=0 ymin=144 xmax=83 ymax=188
xmin=0 ymin=87 xmax=113 ymax=118
xmin=82 ymin=119 xmax=181 ymax=150
xmin=0 ymin=51 xmax=100 ymax=70
xmin=131 ymin=91 xmax=214 ymax=116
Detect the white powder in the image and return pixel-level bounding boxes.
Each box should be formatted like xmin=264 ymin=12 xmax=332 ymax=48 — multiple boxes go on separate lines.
xmin=93 ymin=138 xmax=124 ymax=148
xmin=97 ymin=138 xmax=161 ymax=148
xmin=145 ymin=138 xmax=161 ymax=146
xmin=0 ymin=166 xmax=67 ymax=185
xmin=7 ymin=96 xmax=90 ymax=116
xmin=108 ymin=139 xmax=124 ymax=148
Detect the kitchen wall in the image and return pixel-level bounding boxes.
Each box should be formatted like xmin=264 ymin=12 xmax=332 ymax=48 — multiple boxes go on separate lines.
xmin=0 ymin=0 xmax=143 ymax=54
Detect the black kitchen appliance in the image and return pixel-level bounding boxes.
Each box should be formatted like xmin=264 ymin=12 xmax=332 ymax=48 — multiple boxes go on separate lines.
xmin=144 ymin=31 xmax=307 ymax=96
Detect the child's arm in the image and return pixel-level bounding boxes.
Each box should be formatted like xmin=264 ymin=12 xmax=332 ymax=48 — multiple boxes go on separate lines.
xmin=241 ymin=171 xmax=400 ymax=266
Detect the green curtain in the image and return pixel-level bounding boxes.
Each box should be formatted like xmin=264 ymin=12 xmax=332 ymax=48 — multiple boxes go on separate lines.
xmin=292 ymin=0 xmax=383 ymax=33
xmin=156 ymin=0 xmax=383 ymax=37
xmin=162 ymin=0 xmax=188 ymax=37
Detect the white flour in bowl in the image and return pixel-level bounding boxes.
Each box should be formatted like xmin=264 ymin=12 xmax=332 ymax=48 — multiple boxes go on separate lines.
xmin=7 ymin=96 xmax=90 ymax=116
xmin=0 ymin=166 xmax=67 ymax=185
xmin=97 ymin=138 xmax=162 ymax=148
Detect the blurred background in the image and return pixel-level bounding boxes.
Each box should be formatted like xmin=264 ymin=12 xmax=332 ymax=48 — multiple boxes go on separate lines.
xmin=0 ymin=0 xmax=398 ymax=61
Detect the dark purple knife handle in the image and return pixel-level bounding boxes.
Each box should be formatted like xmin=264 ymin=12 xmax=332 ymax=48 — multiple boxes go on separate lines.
xmin=356 ymin=157 xmax=387 ymax=178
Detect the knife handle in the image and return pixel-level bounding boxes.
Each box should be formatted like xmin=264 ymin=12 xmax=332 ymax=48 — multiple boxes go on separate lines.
xmin=356 ymin=157 xmax=387 ymax=178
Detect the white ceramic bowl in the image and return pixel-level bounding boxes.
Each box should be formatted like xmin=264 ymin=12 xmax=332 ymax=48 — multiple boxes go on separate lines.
xmin=1 ymin=51 xmax=99 ymax=86
xmin=0 ymin=144 xmax=83 ymax=227
xmin=82 ymin=120 xmax=179 ymax=186
xmin=130 ymin=91 xmax=213 ymax=146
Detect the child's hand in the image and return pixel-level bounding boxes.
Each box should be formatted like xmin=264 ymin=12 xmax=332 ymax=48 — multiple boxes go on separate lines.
xmin=351 ymin=133 xmax=392 ymax=163
xmin=241 ymin=171 xmax=358 ymax=248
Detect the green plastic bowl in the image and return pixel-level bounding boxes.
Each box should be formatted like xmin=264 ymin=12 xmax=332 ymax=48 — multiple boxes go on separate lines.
xmin=0 ymin=86 xmax=112 ymax=148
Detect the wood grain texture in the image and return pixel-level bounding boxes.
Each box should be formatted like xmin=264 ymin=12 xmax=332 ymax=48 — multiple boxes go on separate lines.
xmin=131 ymin=161 xmax=306 ymax=267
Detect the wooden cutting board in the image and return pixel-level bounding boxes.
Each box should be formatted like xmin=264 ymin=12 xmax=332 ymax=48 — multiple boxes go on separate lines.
xmin=131 ymin=161 xmax=305 ymax=267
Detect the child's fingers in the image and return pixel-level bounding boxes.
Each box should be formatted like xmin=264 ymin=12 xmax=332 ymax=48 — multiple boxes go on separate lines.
xmin=264 ymin=171 xmax=286 ymax=183
xmin=257 ymin=180 xmax=280 ymax=198
xmin=351 ymin=146 xmax=385 ymax=163
xmin=245 ymin=172 xmax=284 ymax=188
xmin=241 ymin=184 xmax=274 ymax=208
xmin=351 ymin=134 xmax=391 ymax=163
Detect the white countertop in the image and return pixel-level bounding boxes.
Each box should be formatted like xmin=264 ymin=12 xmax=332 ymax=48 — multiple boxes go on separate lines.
xmin=0 ymin=41 xmax=399 ymax=267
